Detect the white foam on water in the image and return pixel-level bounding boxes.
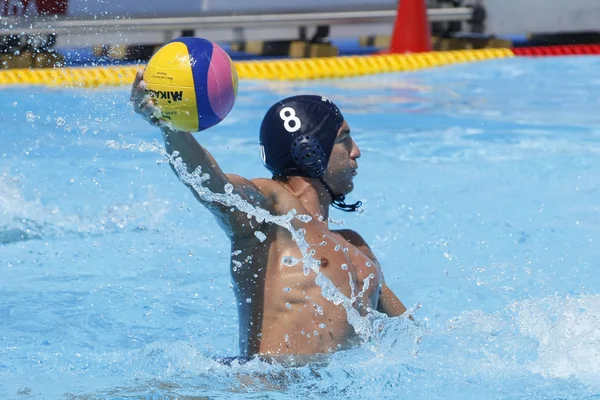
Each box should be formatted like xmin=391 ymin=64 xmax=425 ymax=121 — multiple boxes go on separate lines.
xmin=513 ymin=293 xmax=600 ymax=386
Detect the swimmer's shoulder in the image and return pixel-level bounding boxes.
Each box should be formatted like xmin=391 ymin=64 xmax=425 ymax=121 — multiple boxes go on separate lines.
xmin=247 ymin=177 xmax=294 ymax=198
xmin=333 ymin=229 xmax=376 ymax=259
xmin=222 ymin=175 xmax=302 ymax=214
xmin=249 ymin=177 xmax=280 ymax=191
xmin=333 ymin=229 xmax=366 ymax=246
xmin=248 ymin=177 xmax=305 ymax=213
xmin=221 ymin=175 xmax=282 ymax=203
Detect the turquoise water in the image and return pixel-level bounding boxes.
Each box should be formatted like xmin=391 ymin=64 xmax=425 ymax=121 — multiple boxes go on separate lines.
xmin=2 ymin=56 xmax=600 ymax=399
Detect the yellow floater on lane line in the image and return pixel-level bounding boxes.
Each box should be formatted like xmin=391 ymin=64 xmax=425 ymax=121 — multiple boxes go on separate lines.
xmin=0 ymin=49 xmax=515 ymax=87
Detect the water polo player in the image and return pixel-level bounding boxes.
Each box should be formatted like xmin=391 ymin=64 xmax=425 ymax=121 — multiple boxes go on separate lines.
xmin=131 ymin=68 xmax=409 ymax=362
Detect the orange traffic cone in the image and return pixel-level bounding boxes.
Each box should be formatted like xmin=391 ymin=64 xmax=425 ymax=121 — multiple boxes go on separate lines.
xmin=388 ymin=0 xmax=432 ymax=54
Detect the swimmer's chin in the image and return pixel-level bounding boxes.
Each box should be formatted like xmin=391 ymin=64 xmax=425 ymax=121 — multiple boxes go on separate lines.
xmin=345 ymin=181 xmax=356 ymax=193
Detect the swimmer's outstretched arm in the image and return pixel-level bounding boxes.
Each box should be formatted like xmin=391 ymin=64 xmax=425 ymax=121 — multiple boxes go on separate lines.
xmin=131 ymin=70 xmax=273 ymax=238
xmin=377 ymin=282 xmax=410 ymax=318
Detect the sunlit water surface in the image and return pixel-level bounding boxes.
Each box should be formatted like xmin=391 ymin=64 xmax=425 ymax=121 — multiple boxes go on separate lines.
xmin=2 ymin=56 xmax=600 ymax=399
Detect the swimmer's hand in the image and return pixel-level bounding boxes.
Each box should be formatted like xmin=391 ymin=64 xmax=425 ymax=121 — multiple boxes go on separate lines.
xmin=130 ymin=69 xmax=166 ymax=128
xmin=130 ymin=71 xmax=273 ymax=239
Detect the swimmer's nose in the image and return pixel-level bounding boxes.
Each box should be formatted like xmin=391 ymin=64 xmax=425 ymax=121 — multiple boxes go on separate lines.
xmin=350 ymin=139 xmax=361 ymax=160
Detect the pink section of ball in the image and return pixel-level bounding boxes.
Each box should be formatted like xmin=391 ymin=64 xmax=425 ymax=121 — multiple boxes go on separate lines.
xmin=207 ymin=44 xmax=236 ymax=120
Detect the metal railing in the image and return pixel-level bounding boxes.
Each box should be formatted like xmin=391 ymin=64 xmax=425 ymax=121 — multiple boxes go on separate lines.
xmin=0 ymin=8 xmax=474 ymax=35
xmin=0 ymin=7 xmax=475 ymax=47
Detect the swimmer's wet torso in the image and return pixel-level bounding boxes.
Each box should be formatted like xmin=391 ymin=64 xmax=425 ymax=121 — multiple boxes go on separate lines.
xmin=231 ymin=184 xmax=383 ymax=356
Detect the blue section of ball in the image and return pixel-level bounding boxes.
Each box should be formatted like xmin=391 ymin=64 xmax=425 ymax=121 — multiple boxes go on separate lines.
xmin=169 ymin=37 xmax=221 ymax=131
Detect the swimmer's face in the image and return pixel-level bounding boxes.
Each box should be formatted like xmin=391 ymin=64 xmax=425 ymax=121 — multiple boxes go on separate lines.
xmin=324 ymin=120 xmax=361 ymax=195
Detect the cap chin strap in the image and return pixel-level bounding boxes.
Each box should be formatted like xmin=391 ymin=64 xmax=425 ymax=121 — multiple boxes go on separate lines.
xmin=318 ymin=177 xmax=362 ymax=212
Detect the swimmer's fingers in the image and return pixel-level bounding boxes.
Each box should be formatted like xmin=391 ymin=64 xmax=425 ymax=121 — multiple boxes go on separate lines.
xmin=139 ymin=98 xmax=165 ymax=127
xmin=132 ymin=80 xmax=151 ymax=113
xmin=131 ymin=76 xmax=156 ymax=116
xmin=133 ymin=81 xmax=157 ymax=116
xmin=138 ymin=99 xmax=154 ymax=118
xmin=130 ymin=69 xmax=144 ymax=103
xmin=130 ymin=70 xmax=165 ymax=127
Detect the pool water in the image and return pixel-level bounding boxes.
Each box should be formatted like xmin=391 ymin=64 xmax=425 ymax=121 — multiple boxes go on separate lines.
xmin=2 ymin=56 xmax=600 ymax=399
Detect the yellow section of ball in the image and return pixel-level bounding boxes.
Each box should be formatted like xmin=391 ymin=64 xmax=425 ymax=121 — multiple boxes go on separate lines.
xmin=144 ymin=41 xmax=200 ymax=132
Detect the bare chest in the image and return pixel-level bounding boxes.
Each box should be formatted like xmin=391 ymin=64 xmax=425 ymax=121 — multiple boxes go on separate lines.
xmin=272 ymin=226 xmax=382 ymax=313
xmin=230 ymin=223 xmax=382 ymax=315
xmin=316 ymin=232 xmax=381 ymax=307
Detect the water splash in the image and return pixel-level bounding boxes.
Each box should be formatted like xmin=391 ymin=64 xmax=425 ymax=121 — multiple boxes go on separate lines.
xmin=514 ymin=293 xmax=600 ymax=383
xmin=348 ymin=272 xmax=356 ymax=298
xmin=354 ymin=273 xmax=375 ymax=303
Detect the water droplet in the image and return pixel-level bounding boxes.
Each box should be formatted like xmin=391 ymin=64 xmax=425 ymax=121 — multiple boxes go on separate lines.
xmin=334 ymin=244 xmax=341 ymax=251
xmin=285 ymin=303 xmax=292 ymax=309
xmin=319 ymin=323 xmax=326 ymax=329
xmin=26 ymin=111 xmax=38 ymax=122
xmin=224 ymin=183 xmax=234 ymax=194
xmin=320 ymin=241 xmax=327 ymax=246
xmin=365 ymin=261 xmax=372 ymax=268
xmin=56 ymin=117 xmax=65 ymax=126
xmin=313 ymin=331 xmax=319 ymax=336
xmin=341 ymin=264 xmax=348 ymax=270
xmin=313 ymin=303 xmax=324 ymax=315
xmin=12 ymin=101 xmax=17 ymax=107
xmin=283 ymin=287 xmax=291 ymax=292
xmin=296 ymin=214 xmax=312 ymax=223
xmin=231 ymin=250 xmax=242 ymax=256
xmin=246 ymin=298 xmax=252 ymax=303
xmin=254 ymin=231 xmax=266 ymax=242
xmin=282 ymin=256 xmax=299 ymax=266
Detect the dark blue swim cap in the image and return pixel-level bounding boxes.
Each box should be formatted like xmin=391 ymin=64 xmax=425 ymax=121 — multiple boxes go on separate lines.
xmin=259 ymin=95 xmax=344 ymax=178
